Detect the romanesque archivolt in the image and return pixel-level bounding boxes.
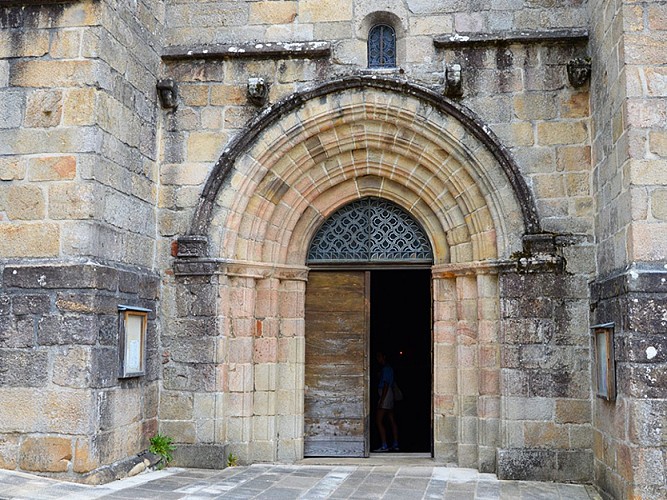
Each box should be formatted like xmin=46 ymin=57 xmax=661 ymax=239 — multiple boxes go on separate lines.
xmin=179 ymin=76 xmax=541 ymax=264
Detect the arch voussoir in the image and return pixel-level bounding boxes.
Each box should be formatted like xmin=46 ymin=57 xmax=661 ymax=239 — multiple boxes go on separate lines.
xmin=186 ymin=77 xmax=541 ymax=251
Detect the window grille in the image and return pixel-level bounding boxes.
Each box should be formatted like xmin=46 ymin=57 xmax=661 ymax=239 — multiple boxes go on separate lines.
xmin=368 ymin=24 xmax=396 ymax=68
xmin=307 ymin=197 xmax=433 ymax=263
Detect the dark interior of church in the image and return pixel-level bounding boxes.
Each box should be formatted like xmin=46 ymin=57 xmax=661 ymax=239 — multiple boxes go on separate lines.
xmin=370 ymin=269 xmax=432 ymax=453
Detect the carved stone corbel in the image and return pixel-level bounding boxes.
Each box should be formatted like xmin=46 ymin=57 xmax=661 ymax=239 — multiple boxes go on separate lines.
xmin=444 ymin=63 xmax=463 ymax=98
xmin=247 ymin=77 xmax=269 ymax=106
xmin=567 ymin=58 xmax=591 ymax=88
xmin=157 ymin=78 xmax=178 ymax=109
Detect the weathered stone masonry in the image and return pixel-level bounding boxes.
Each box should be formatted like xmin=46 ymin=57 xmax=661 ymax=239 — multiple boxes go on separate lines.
xmin=0 ymin=263 xmax=159 ymax=483
xmin=1 ymin=0 xmax=164 ymax=483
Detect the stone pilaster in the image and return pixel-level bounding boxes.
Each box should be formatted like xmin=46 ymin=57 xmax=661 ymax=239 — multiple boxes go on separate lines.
xmin=497 ymin=265 xmax=593 ymax=483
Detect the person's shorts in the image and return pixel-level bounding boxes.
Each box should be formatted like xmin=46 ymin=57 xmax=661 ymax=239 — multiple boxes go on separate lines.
xmin=379 ymin=388 xmax=394 ymax=410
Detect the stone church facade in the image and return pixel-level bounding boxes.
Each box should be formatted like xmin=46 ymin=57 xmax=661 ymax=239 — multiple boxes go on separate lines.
xmin=0 ymin=0 xmax=665 ymax=498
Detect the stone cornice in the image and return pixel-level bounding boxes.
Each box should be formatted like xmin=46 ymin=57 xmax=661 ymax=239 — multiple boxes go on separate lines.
xmin=174 ymin=258 xmax=309 ymax=281
xmin=162 ymin=41 xmax=331 ymax=61
xmin=434 ymin=29 xmax=589 ymax=49
xmin=591 ymin=262 xmax=667 ymax=301
xmin=0 ymin=0 xmax=76 ymax=5
xmin=432 ymin=260 xmax=507 ymax=278
xmin=431 ymin=256 xmax=564 ymax=278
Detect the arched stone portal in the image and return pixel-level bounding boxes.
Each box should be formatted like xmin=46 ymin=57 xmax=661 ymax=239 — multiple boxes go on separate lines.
xmin=173 ymin=77 xmax=545 ymax=471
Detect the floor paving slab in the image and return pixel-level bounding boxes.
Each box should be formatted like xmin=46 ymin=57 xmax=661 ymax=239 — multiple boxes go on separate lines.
xmin=0 ymin=462 xmax=604 ymax=499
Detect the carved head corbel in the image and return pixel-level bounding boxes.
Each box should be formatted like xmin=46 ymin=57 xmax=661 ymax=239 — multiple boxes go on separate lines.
xmin=567 ymin=57 xmax=592 ymax=88
xmin=157 ymin=78 xmax=178 ymax=109
xmin=247 ymin=77 xmax=269 ymax=106
xmin=444 ymin=63 xmax=463 ymax=98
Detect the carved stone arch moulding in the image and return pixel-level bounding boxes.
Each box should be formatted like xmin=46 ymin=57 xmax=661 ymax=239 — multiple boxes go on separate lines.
xmin=178 ymin=76 xmax=542 ymax=262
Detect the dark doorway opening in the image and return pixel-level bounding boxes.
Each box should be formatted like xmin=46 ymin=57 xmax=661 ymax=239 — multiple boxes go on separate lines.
xmin=370 ymin=269 xmax=432 ymax=453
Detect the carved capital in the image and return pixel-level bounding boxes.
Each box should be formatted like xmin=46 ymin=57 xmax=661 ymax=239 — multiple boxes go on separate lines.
xmin=175 ymin=236 xmax=208 ymax=258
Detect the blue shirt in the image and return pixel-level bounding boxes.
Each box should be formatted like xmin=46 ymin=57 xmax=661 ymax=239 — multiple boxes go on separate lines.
xmin=378 ymin=365 xmax=394 ymax=390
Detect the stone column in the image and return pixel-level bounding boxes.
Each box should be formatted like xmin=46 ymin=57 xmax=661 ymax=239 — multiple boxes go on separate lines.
xmin=276 ymin=278 xmax=306 ymax=461
xmin=249 ymin=277 xmax=279 ymax=462
xmin=432 ymin=276 xmax=458 ymax=463
xmin=432 ymin=265 xmax=501 ymax=470
xmin=456 ymin=274 xmax=479 ymax=468
xmin=215 ymin=263 xmax=307 ymax=464
xmin=477 ymin=272 xmax=500 ymax=473
xmin=222 ymin=274 xmax=257 ymax=461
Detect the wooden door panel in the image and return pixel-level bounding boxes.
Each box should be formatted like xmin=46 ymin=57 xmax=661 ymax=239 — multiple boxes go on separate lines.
xmin=304 ymin=418 xmax=364 ymax=437
xmin=304 ymin=270 xmax=368 ymax=457
xmin=303 ymin=397 xmax=365 ymax=418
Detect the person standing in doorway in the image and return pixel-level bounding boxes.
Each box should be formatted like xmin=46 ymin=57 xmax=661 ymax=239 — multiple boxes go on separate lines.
xmin=374 ymin=351 xmax=399 ymax=452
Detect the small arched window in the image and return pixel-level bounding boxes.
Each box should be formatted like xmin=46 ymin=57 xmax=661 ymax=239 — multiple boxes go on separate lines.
xmin=368 ymin=24 xmax=396 ymax=68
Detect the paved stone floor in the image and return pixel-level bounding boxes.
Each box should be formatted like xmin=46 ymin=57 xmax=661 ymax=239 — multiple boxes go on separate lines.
xmin=0 ymin=463 xmax=602 ymax=499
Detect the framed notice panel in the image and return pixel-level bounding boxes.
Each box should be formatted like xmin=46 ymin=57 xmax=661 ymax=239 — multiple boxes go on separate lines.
xmin=592 ymin=323 xmax=616 ymax=401
xmin=118 ymin=305 xmax=150 ymax=378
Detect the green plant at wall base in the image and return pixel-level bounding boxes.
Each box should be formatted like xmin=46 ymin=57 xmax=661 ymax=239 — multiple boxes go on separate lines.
xmin=149 ymin=433 xmax=176 ymax=469
xmin=226 ymin=452 xmax=239 ymax=467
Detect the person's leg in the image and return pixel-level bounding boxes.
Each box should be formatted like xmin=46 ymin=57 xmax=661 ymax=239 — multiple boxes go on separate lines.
xmin=375 ymin=408 xmax=388 ymax=451
xmin=387 ymin=410 xmax=399 ymax=450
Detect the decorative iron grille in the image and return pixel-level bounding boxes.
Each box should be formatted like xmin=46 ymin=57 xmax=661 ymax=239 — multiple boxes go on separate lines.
xmin=368 ymin=24 xmax=396 ymax=68
xmin=307 ymin=197 xmax=433 ymax=263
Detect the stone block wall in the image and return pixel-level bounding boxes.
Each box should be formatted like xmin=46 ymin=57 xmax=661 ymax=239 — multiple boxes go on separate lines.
xmin=589 ymin=0 xmax=667 ymax=272
xmin=0 ymin=263 xmax=159 ymax=482
xmin=437 ymin=41 xmax=593 ymax=238
xmin=164 ymin=0 xmax=588 ymax=53
xmin=0 ymin=0 xmax=163 ymax=267
xmin=588 ymin=0 xmax=631 ymax=277
xmin=498 ymin=262 xmax=593 ymax=483
xmin=155 ymin=0 xmax=597 ymax=482
xmin=588 ymin=1 xmax=667 ymax=498
xmin=0 ymin=0 xmax=165 ymax=480
xmin=160 ymin=264 xmax=222 ymax=465
xmin=4 ymin=0 xmax=665 ymax=494
xmin=157 ymin=40 xmax=594 ymax=266
xmin=610 ymin=1 xmax=667 ymax=271
xmin=156 ymin=1 xmax=595 ymax=275
xmin=591 ymin=266 xmax=667 ymax=500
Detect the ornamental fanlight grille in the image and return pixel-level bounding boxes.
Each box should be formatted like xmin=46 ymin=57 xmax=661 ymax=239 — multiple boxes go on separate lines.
xmin=307 ymin=197 xmax=433 ymax=263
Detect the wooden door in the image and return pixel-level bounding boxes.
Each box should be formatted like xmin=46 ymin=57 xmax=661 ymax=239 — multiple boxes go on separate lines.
xmin=304 ymin=271 xmax=369 ymax=457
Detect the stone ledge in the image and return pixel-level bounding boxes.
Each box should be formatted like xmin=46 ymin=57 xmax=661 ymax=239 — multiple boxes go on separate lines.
xmin=162 ymin=41 xmax=331 ymax=61
xmin=591 ymin=262 xmax=667 ymax=301
xmin=173 ymin=258 xmax=309 ymax=281
xmin=3 ymin=262 xmax=159 ymax=295
xmin=171 ymin=444 xmax=227 ymax=469
xmin=434 ymin=29 xmax=589 ymax=49
xmin=0 ymin=0 xmax=78 ymax=5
